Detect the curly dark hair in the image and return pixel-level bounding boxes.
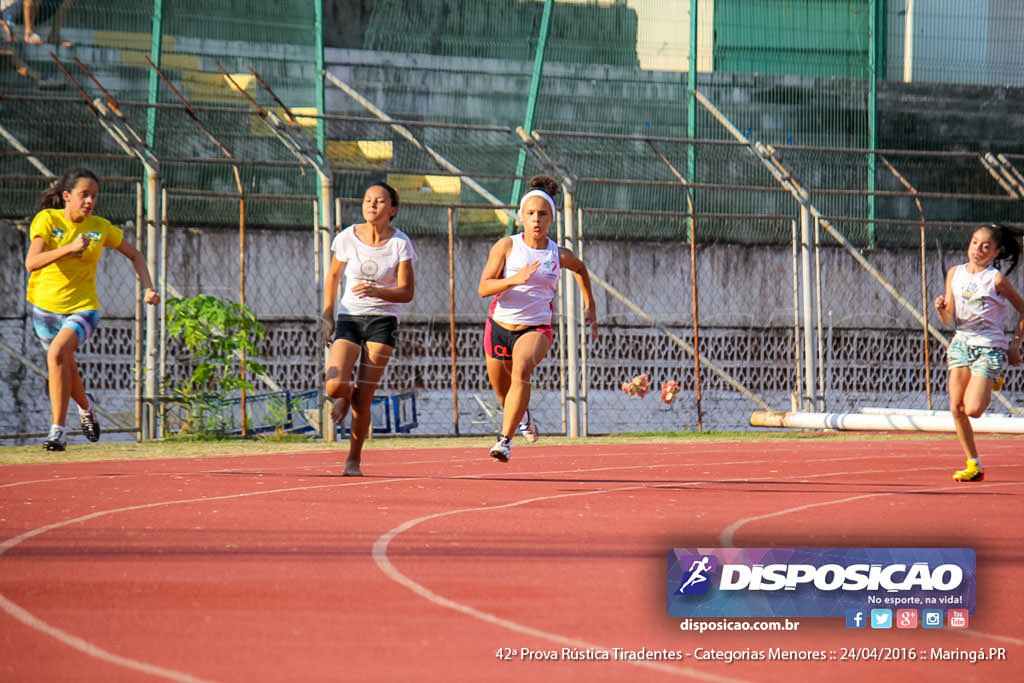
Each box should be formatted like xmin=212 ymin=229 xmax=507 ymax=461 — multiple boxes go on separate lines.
xmin=527 ymin=174 xmax=559 ymax=199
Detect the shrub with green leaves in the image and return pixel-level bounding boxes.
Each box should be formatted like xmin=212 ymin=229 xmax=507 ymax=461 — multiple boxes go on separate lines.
xmin=165 ymin=295 xmax=267 ymax=436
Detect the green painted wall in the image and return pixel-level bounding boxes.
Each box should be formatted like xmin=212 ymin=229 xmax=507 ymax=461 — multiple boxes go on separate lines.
xmin=713 ymin=0 xmax=876 ymax=78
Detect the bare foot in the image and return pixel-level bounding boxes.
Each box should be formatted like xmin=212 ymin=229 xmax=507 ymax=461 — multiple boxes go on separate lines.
xmin=330 ymin=396 xmax=351 ymax=425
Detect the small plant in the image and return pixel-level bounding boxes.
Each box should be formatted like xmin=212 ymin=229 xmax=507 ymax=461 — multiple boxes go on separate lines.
xmin=165 ymin=295 xmax=267 ymax=437
xmin=264 ymin=392 xmax=307 ymax=438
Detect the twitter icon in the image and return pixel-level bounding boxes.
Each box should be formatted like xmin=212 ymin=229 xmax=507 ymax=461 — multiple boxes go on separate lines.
xmin=870 ymin=609 xmax=893 ymax=629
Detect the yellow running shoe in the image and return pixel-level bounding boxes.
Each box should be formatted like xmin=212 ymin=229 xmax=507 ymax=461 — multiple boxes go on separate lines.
xmin=993 ymin=375 xmax=1004 ymax=391
xmin=952 ymin=462 xmax=984 ymax=482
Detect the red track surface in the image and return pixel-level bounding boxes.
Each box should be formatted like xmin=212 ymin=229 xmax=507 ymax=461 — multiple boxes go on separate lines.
xmin=1 ymin=438 xmax=1021 ymax=682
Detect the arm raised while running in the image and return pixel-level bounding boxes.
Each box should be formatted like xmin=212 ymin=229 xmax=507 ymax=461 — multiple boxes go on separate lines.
xmin=558 ymin=246 xmax=599 ymax=339
xmin=995 ymin=271 xmax=1024 ymax=366
xmin=24 ymin=234 xmax=90 ymax=271
xmin=477 ymin=237 xmax=540 ymax=298
xmin=350 ymin=260 xmax=415 ymax=303
xmin=933 ymin=267 xmax=956 ymax=327
xmin=321 ymin=255 xmax=346 ymax=346
xmin=115 ymin=239 xmax=160 ymax=305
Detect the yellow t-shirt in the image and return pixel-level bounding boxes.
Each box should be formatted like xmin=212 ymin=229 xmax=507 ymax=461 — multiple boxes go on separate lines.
xmin=26 ymin=209 xmax=124 ymax=313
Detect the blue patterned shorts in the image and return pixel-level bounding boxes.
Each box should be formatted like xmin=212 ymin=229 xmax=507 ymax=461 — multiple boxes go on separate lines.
xmin=947 ymin=337 xmax=1006 ymax=380
xmin=31 ymin=305 xmax=100 ymax=349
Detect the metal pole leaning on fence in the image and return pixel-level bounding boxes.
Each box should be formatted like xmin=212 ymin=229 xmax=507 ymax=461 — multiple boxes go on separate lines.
xmin=0 ymin=121 xmax=53 ymax=176
xmin=51 ymin=52 xmax=163 ymax=438
xmin=979 ymin=153 xmax=1023 ymax=199
xmin=994 ymin=154 xmax=1024 ymax=194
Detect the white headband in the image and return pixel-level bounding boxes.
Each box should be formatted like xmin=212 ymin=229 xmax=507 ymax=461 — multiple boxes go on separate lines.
xmin=518 ymin=189 xmax=556 ymax=220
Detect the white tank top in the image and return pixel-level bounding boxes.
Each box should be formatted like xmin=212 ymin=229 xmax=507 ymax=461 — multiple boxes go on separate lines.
xmin=952 ymin=264 xmax=1009 ymax=348
xmin=491 ymin=234 xmax=560 ymax=326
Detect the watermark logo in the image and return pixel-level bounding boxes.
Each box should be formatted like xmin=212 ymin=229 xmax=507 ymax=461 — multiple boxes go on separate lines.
xmin=667 ymin=548 xmax=975 ymax=619
xmin=896 ymin=609 xmax=918 ymax=629
xmin=676 ymin=555 xmax=718 ymax=596
xmin=845 ymin=609 xmax=866 ymax=628
xmin=922 ymin=609 xmax=944 ymax=628
xmin=871 ymin=609 xmax=892 ymax=629
xmin=947 ymin=609 xmax=969 ymax=629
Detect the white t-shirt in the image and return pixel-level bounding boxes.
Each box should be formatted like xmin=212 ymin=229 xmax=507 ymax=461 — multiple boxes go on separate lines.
xmin=952 ymin=264 xmax=1010 ymax=349
xmin=331 ymin=224 xmax=418 ymax=319
xmin=491 ymin=234 xmax=561 ymax=326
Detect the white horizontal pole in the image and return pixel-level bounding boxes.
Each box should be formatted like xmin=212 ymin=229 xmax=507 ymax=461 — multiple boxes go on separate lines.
xmin=751 ymin=410 xmax=1024 ymax=434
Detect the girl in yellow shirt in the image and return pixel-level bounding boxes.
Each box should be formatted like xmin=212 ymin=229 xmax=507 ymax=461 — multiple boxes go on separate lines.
xmin=24 ymin=168 xmax=160 ymax=451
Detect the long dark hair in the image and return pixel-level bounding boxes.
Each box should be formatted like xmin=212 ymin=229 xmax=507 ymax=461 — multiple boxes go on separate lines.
xmin=37 ymin=168 xmax=99 ymax=210
xmin=986 ymin=223 xmax=1022 ymax=275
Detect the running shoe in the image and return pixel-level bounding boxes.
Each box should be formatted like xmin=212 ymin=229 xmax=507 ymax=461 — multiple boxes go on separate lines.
xmin=79 ymin=394 xmax=100 ymax=442
xmin=518 ymin=410 xmax=539 ymax=443
xmin=43 ymin=425 xmax=67 ymax=452
xmin=993 ymin=375 xmax=1004 ymax=391
xmin=489 ymin=436 xmax=511 ymax=463
xmin=952 ymin=462 xmax=984 ymax=482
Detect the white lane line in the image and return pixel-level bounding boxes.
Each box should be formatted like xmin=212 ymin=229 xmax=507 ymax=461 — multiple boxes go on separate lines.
xmin=0 ymin=593 xmax=211 ymax=683
xmin=0 ymin=477 xmax=398 ymax=680
xmin=3 ymin=449 xmax=1021 ymax=679
xmin=372 ymin=486 xmax=753 ymax=682
xmin=719 ymin=479 xmax=1022 ymax=547
xmin=373 ymin=462 xmax=1024 ymax=678
xmin=0 ymin=454 xmax=755 ymax=681
xmin=719 ymin=476 xmax=1024 ymax=647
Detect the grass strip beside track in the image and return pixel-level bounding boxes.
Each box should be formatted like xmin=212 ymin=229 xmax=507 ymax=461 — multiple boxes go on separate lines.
xmin=0 ymin=430 xmax=995 ymax=466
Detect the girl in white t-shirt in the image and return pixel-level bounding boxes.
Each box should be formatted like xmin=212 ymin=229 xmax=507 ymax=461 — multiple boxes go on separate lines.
xmin=322 ymin=182 xmax=417 ymax=475
xmin=934 ymin=224 xmax=1024 ymax=481
xmin=477 ymin=174 xmax=598 ymax=463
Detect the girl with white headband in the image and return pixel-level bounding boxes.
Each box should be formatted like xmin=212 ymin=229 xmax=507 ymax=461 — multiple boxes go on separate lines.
xmin=477 ymin=174 xmax=598 ymax=462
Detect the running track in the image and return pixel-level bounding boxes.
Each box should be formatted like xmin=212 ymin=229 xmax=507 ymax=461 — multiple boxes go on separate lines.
xmin=1 ymin=439 xmax=1021 ymax=682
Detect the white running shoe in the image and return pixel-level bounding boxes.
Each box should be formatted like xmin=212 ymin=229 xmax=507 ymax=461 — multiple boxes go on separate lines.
xmin=489 ymin=436 xmax=511 ymax=462
xmin=43 ymin=425 xmax=67 ymax=452
xmin=518 ymin=410 xmax=539 ymax=443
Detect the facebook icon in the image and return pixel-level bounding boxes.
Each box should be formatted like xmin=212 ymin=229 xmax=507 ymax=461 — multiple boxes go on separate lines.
xmin=845 ymin=609 xmax=867 ymax=628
